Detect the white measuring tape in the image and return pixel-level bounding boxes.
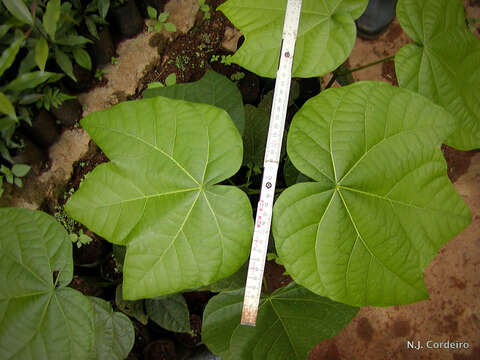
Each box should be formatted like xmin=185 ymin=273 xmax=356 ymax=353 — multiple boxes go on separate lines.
xmin=241 ymin=0 xmax=303 ymax=326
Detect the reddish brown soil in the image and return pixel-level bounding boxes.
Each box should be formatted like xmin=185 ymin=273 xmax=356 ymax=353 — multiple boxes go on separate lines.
xmin=442 ymin=145 xmax=479 ymax=183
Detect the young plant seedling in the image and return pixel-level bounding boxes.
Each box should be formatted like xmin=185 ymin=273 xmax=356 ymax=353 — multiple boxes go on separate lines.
xmin=70 ymin=229 xmax=93 ymax=248
xmin=147 ymin=7 xmax=177 ymax=33
xmin=198 ymin=0 xmax=211 ymax=20
xmin=0 ymin=163 xmax=31 ymax=194
xmin=94 ymin=68 xmax=108 ymax=81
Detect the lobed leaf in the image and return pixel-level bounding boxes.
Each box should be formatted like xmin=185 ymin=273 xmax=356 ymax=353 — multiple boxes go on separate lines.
xmin=66 ymin=97 xmax=253 ymax=299
xmin=218 ymin=0 xmax=368 ymax=78
xmin=202 ymin=283 xmax=358 ymax=360
xmin=395 ymin=0 xmax=480 ymax=150
xmin=272 ymin=82 xmax=471 ymax=307
xmin=0 ymin=208 xmax=95 ymax=359
xmin=143 ymin=70 xmax=245 ymax=135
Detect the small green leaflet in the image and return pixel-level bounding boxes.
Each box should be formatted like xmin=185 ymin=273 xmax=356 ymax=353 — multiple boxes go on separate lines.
xmin=11 ymin=163 xmax=30 ymax=177
xmin=143 ymin=70 xmax=245 ymax=135
xmin=0 ymin=208 xmax=94 ymax=359
xmin=242 ymin=104 xmax=270 ymax=168
xmin=55 ymin=48 xmax=76 ymax=81
xmin=146 ymin=293 xmax=191 ymax=333
xmin=66 ymin=97 xmax=253 ymax=300
xmin=0 ymin=92 xmax=15 ymax=118
xmin=218 ymin=0 xmax=368 ymax=78
xmin=273 ymin=82 xmax=471 ymax=307
xmin=43 ymin=0 xmax=61 ymax=40
xmin=395 ymin=0 xmax=480 ymax=150
xmin=34 ymin=37 xmax=49 ymax=71
xmin=73 ymin=48 xmax=92 ymax=71
xmin=89 ymin=297 xmax=135 ymax=360
xmin=202 ymin=283 xmax=358 ymax=360
xmin=1 ymin=0 xmax=33 ymax=24
xmin=0 ymin=29 xmax=24 ymax=78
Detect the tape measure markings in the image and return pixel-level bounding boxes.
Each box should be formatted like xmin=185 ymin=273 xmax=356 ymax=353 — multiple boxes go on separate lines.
xmin=240 ymin=0 xmax=303 ymax=327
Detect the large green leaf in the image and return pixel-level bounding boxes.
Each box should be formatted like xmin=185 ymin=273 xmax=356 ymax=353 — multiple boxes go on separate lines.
xmin=66 ymin=97 xmax=253 ymax=299
xmin=272 ymin=82 xmax=471 ymax=307
xmin=1 ymin=0 xmax=33 ymax=25
xmin=89 ymin=297 xmax=135 ymax=360
xmin=43 ymin=0 xmax=61 ymax=40
xmin=395 ymin=0 xmax=480 ymax=150
xmin=146 ymin=294 xmax=191 ymax=333
xmin=0 ymin=208 xmax=95 ymax=359
xmin=218 ymin=0 xmax=368 ymax=78
xmin=202 ymin=283 xmax=358 ymax=360
xmin=143 ymin=70 xmax=245 ymax=135
xmin=0 ymin=29 xmax=24 ymax=78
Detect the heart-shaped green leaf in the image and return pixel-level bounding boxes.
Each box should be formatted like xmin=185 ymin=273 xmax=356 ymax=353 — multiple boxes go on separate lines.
xmin=146 ymin=293 xmax=191 ymax=333
xmin=218 ymin=0 xmax=368 ymax=78
xmin=66 ymin=97 xmax=253 ymax=300
xmin=0 ymin=208 xmax=95 ymax=359
xmin=89 ymin=297 xmax=135 ymax=360
xmin=395 ymin=0 xmax=480 ymax=150
xmin=273 ymin=82 xmax=471 ymax=307
xmin=202 ymin=283 xmax=358 ymax=360
xmin=143 ymin=70 xmax=245 ymax=135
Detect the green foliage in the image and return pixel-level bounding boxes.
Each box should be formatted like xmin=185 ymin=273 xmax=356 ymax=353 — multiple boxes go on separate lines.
xmin=85 ymin=0 xmax=110 ymax=39
xmin=0 ymin=208 xmax=134 ymax=359
xmin=0 ymin=0 xmax=102 ymax=166
xmin=65 ymin=96 xmax=254 ymax=300
xmin=202 ymin=283 xmax=358 ymax=359
xmin=395 ymin=0 xmax=480 ymax=150
xmin=273 ymin=82 xmax=471 ymax=307
xmin=1 ymin=0 xmax=33 ymax=24
xmin=164 ymin=72 xmax=177 ymax=86
xmin=36 ymin=87 xmax=76 ymax=111
xmin=70 ymin=229 xmax=93 ymax=248
xmin=0 ymin=163 xmax=30 ymax=194
xmin=94 ymin=68 xmax=108 ymax=80
xmin=89 ymin=296 xmax=135 ymax=360
xmin=147 ymin=7 xmax=177 ymax=33
xmin=143 ymin=70 xmax=245 ymax=135
xmin=198 ymin=0 xmax=210 ymax=20
xmin=0 ymin=207 xmax=95 ymax=359
xmin=218 ymin=0 xmax=368 ymax=78
xmin=115 ymin=284 xmax=148 ymax=324
xmin=146 ymin=294 xmax=191 ymax=332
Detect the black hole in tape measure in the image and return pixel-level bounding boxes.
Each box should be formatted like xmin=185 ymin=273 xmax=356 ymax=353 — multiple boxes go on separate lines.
xmin=266 ymin=182 xmax=272 ymax=189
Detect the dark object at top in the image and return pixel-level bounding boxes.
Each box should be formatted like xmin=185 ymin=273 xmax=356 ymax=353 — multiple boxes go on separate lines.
xmin=356 ymin=0 xmax=397 ymax=40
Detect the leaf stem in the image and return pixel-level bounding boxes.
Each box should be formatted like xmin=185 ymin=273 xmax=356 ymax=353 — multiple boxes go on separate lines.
xmin=326 ymin=55 xmax=395 ymax=89
xmin=263 ymin=275 xmax=270 ymax=294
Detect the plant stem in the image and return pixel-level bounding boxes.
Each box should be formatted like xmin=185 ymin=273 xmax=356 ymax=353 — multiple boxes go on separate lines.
xmin=326 ymin=55 xmax=395 ymax=89
xmin=342 ymin=55 xmax=395 ymax=75
xmin=263 ymin=275 xmax=270 ymax=294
